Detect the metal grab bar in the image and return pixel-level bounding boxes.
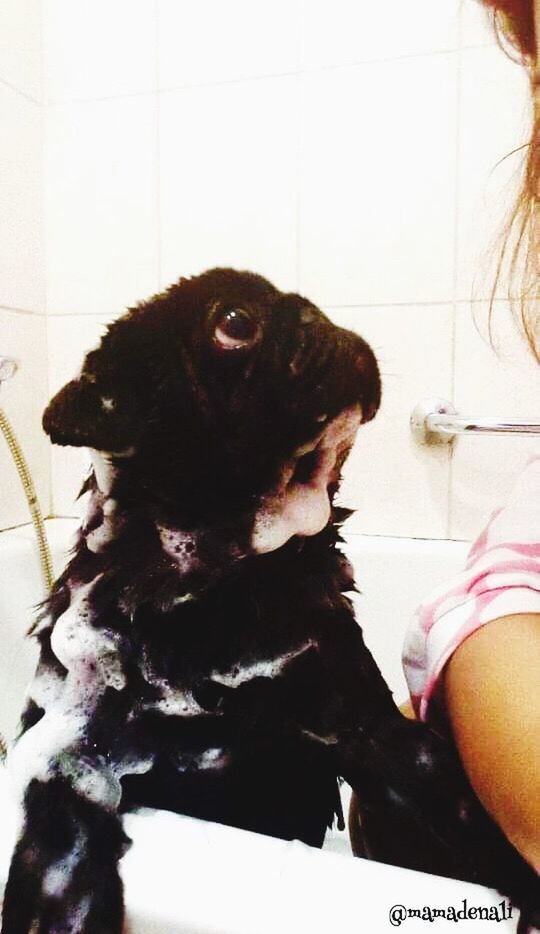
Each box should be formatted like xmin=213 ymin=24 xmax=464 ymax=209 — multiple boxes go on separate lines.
xmin=410 ymin=398 xmax=540 ymax=444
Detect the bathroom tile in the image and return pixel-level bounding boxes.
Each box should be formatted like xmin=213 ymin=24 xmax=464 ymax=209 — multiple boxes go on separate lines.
xmin=47 ymin=314 xmax=115 ymax=516
xmin=450 ymin=301 xmax=540 ymax=539
xmin=43 ymin=0 xmax=157 ymax=102
xmin=456 ymin=47 xmax=531 ymax=302
xmin=325 ymin=304 xmax=454 ymax=539
xmin=45 ymin=96 xmax=159 ymax=316
xmin=158 ymin=0 xmax=300 ymax=90
xmin=0 ymin=311 xmax=50 ymax=530
xmin=299 ymin=0 xmax=459 ymax=70
xmin=0 ymin=0 xmax=42 ymax=101
xmin=159 ymin=78 xmax=298 ymax=294
xmin=47 ymin=314 xmax=115 ymax=395
xmin=459 ymin=0 xmax=497 ymax=49
xmin=298 ymin=55 xmax=457 ymax=307
xmin=0 ymin=86 xmax=44 ymax=314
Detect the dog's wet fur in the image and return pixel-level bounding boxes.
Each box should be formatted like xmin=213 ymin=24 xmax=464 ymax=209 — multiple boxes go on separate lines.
xmin=2 ymin=269 xmax=538 ymax=933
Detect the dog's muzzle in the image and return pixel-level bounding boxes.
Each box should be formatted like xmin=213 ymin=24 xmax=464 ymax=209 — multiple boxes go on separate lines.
xmin=251 ymin=405 xmax=362 ymax=553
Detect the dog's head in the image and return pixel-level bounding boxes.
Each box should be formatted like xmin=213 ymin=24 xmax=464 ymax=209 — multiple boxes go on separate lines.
xmin=44 ymin=269 xmax=380 ymax=558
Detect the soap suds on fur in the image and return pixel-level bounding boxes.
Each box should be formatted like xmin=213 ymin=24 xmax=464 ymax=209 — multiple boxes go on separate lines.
xmin=210 ymin=640 xmax=317 ymax=687
xmin=9 ymin=576 xmax=128 ymax=807
xmin=42 ymin=830 xmax=87 ymax=899
xmin=251 ymin=406 xmax=362 ymax=553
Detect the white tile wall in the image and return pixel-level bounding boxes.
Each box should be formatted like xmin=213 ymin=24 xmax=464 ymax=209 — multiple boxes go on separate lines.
xmin=43 ymin=0 xmax=157 ymax=103
xmin=459 ymin=0 xmax=497 ymax=48
xmin=47 ymin=313 xmax=117 ymax=516
xmin=2 ymin=0 xmax=536 ymax=544
xmin=45 ymin=96 xmax=159 ymax=316
xmin=450 ymin=301 xmax=540 ymax=538
xmin=300 ymin=0 xmax=459 ymax=69
xmin=327 ymin=305 xmax=454 ymax=538
xmin=298 ymin=55 xmax=457 ymax=306
xmin=158 ymin=0 xmax=300 ymax=90
xmin=159 ymin=77 xmax=299 ymax=293
xmin=0 ymin=85 xmax=44 ymax=314
xmin=456 ymin=47 xmax=531 ymax=302
xmin=0 ymin=310 xmax=50 ymax=529
xmin=0 ymin=0 xmax=42 ymax=101
xmin=0 ymin=0 xmax=47 ymax=534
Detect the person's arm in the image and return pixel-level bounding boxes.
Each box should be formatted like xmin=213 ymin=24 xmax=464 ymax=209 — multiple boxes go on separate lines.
xmin=444 ymin=612 xmax=540 ymax=870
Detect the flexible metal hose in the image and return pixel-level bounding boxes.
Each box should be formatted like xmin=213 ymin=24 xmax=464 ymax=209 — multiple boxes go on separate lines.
xmin=0 ymin=408 xmax=54 ymax=594
xmin=0 ymin=407 xmax=54 ymax=760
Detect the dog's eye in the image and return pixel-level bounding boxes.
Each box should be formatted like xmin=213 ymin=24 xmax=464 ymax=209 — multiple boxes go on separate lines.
xmin=213 ymin=308 xmax=261 ymax=351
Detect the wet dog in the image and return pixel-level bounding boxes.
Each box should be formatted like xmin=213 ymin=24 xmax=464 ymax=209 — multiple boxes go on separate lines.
xmin=2 ymin=269 xmax=538 ymax=933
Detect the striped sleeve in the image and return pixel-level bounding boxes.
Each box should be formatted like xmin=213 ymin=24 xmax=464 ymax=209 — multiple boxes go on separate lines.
xmin=402 ymin=456 xmax=540 ymax=723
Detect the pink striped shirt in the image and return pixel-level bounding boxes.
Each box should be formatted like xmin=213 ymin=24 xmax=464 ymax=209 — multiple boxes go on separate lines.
xmin=403 ymin=456 xmax=540 ymax=723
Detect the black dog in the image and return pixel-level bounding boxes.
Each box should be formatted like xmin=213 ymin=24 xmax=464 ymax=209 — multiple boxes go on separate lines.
xmin=2 ymin=269 xmax=538 ymax=933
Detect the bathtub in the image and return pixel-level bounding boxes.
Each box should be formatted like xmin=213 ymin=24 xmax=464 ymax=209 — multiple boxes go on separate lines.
xmin=0 ymin=520 xmax=518 ymax=933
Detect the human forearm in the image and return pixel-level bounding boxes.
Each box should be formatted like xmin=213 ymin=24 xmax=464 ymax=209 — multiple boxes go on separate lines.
xmin=444 ymin=613 xmax=540 ymax=869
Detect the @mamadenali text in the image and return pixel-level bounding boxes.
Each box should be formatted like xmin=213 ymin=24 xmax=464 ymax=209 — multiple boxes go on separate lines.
xmin=389 ymin=898 xmax=514 ymax=926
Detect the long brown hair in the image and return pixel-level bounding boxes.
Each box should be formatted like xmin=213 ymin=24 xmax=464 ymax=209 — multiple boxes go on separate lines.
xmin=481 ymin=0 xmax=539 ymax=359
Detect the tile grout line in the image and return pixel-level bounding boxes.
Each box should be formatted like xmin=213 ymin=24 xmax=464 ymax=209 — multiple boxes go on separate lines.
xmin=0 ymin=306 xmax=47 ymax=317
xmin=41 ymin=298 xmax=514 ymax=317
xmin=295 ymin=9 xmax=302 ymax=293
xmin=40 ymin=45 xmax=500 ymax=109
xmin=0 ymin=75 xmax=41 ymax=106
xmin=40 ymin=1 xmax=53 ymax=516
xmin=43 ymin=302 xmax=53 ymax=519
xmin=294 ymin=75 xmax=301 ymax=293
xmin=447 ymin=14 xmax=465 ymax=540
xmin=38 ymin=0 xmax=45 ymax=106
xmin=155 ymin=0 xmax=162 ymax=290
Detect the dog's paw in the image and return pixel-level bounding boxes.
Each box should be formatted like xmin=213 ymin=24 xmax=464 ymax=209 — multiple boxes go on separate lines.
xmin=339 ymin=716 xmax=540 ymax=930
xmin=1 ymin=778 xmax=128 ymax=934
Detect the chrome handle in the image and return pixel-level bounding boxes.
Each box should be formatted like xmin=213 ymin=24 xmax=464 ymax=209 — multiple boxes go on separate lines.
xmin=0 ymin=356 xmax=18 ymax=384
xmin=410 ymin=398 xmax=540 ymax=444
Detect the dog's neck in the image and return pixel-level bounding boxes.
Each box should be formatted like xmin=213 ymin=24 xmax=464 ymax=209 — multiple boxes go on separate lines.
xmin=75 ymin=434 xmax=351 ymax=615
xmin=78 ymin=454 xmax=250 ymax=611
xmin=81 ymin=404 xmax=361 ymax=564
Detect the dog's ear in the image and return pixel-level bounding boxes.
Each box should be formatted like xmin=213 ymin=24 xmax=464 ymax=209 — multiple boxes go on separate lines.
xmin=42 ymin=375 xmax=135 ymax=451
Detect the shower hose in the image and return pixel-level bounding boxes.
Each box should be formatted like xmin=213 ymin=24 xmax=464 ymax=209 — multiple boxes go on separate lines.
xmin=0 ymin=407 xmax=54 ymax=761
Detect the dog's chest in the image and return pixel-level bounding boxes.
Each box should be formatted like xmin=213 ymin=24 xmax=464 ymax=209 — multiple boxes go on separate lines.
xmin=28 ymin=545 xmax=342 ymax=797
xmin=130 ymin=632 xmax=318 ymax=774
xmin=136 ymin=616 xmax=320 ymax=721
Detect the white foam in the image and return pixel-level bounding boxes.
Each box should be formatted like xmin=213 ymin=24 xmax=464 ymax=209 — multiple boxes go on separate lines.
xmin=8 ymin=576 xmax=128 ymax=807
xmin=251 ymin=485 xmax=331 ymax=554
xmin=50 ymin=580 xmax=126 ymax=691
xmin=139 ymin=642 xmax=317 ymax=720
xmin=85 ymin=497 xmax=122 ymax=553
xmin=172 ymin=592 xmax=195 ymax=605
xmin=8 ymin=689 xmax=99 ymax=803
xmin=139 ymin=648 xmax=211 ymax=718
xmin=29 ymin=657 xmax=65 ymax=711
xmin=111 ymin=752 xmax=155 ymax=780
xmin=89 ymin=451 xmax=117 ymax=497
xmin=175 ymin=747 xmax=230 ymax=772
xmin=42 ymin=830 xmax=87 ymax=899
xmin=68 ymin=894 xmax=92 ymax=933
xmin=157 ymin=527 xmax=200 ymax=574
xmin=415 ymin=744 xmax=434 ymax=771
xmin=60 ymin=755 xmax=123 ymax=811
xmin=89 ymin=447 xmax=135 ymax=498
xmin=251 ymin=406 xmax=362 ymax=554
xmin=140 ymin=684 xmax=209 ymax=719
xmin=210 ymin=640 xmax=316 ymax=688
